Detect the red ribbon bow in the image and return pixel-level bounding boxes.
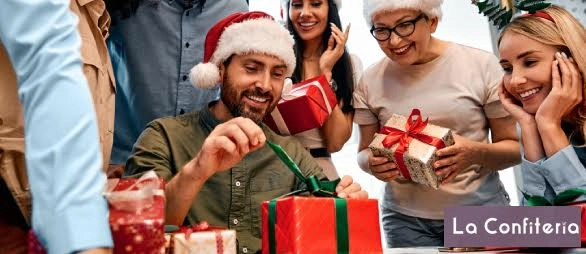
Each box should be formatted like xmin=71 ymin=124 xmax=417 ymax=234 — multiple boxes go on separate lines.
xmin=174 ymin=222 xmax=227 ymax=254
xmin=379 ymin=109 xmax=446 ymax=180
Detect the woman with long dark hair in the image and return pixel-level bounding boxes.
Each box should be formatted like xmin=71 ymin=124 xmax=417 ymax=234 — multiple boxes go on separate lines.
xmin=281 ymin=0 xmax=361 ymax=179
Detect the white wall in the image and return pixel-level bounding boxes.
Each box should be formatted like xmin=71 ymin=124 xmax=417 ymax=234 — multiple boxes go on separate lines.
xmin=249 ymin=0 xmax=519 ymax=205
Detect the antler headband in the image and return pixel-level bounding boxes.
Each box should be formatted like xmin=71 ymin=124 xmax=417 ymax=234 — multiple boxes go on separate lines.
xmin=471 ymin=0 xmax=551 ymax=29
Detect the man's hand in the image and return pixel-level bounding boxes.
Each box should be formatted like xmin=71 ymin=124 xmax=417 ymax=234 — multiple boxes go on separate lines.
xmin=185 ymin=117 xmax=266 ymax=180
xmin=335 ymin=175 xmax=368 ymax=199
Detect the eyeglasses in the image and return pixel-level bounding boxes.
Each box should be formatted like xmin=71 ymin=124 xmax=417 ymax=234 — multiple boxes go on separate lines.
xmin=370 ymin=14 xmax=425 ymax=41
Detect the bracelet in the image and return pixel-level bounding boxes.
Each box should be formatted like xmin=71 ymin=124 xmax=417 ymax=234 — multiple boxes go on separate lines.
xmin=329 ymin=78 xmax=338 ymax=92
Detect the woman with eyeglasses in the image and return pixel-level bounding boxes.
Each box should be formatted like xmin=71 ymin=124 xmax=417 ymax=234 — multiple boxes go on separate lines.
xmin=353 ymin=0 xmax=520 ymax=247
xmin=280 ymin=0 xmax=362 ymax=179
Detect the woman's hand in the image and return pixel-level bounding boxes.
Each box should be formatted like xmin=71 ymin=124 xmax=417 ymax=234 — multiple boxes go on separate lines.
xmin=498 ymin=77 xmax=535 ymax=125
xmin=319 ymin=23 xmax=350 ymax=80
xmin=364 ymin=149 xmax=401 ymax=182
xmin=434 ymin=134 xmax=485 ymax=184
xmin=535 ymin=52 xmax=583 ymax=125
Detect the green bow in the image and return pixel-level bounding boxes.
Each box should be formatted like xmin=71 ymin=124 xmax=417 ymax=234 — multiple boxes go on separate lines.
xmin=523 ymin=188 xmax=586 ymax=206
xmin=267 ymin=140 xmax=340 ymax=197
xmin=472 ymin=0 xmax=551 ymax=29
xmin=266 ymin=140 xmax=349 ymax=254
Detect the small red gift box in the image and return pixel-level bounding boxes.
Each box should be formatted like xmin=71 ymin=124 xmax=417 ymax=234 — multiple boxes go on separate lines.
xmin=264 ymin=75 xmax=337 ymax=135
xmin=166 ymin=222 xmax=237 ymax=254
xmin=261 ymin=196 xmax=382 ymax=254
xmin=106 ymin=172 xmax=166 ymax=254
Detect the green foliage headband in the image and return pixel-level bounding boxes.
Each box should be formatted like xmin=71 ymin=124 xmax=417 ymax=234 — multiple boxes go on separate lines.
xmin=472 ymin=0 xmax=551 ymax=29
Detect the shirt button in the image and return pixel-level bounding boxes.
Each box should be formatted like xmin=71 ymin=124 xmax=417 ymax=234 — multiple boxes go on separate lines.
xmin=235 ymin=181 xmax=241 ymax=187
xmin=242 ymin=247 xmax=248 ymax=253
xmin=182 ymin=75 xmax=188 ymax=81
xmin=233 ymin=219 xmax=239 ymax=225
xmin=185 ymin=42 xmax=190 ymax=48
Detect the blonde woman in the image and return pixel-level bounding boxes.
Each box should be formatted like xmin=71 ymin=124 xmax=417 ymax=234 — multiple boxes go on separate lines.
xmin=498 ymin=5 xmax=586 ymax=204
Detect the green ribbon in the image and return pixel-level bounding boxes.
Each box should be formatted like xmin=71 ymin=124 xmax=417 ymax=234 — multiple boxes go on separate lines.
xmin=266 ymin=140 xmax=349 ymax=253
xmin=523 ymin=188 xmax=586 ymax=206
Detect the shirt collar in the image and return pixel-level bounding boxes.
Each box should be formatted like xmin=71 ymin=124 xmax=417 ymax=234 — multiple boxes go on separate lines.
xmin=199 ymin=101 xmax=222 ymax=132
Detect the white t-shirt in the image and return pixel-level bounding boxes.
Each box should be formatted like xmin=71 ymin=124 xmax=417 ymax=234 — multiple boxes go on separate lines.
xmin=353 ymin=42 xmax=510 ymax=219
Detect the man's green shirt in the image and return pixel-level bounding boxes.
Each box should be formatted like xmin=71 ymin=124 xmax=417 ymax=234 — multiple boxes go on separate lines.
xmin=125 ymin=105 xmax=326 ymax=254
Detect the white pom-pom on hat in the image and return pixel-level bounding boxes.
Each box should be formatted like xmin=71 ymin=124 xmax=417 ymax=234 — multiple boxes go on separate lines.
xmin=189 ymin=62 xmax=219 ymax=89
xmin=190 ymin=11 xmax=295 ymax=89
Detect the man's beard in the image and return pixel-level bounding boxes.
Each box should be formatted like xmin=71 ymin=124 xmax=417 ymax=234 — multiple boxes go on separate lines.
xmin=220 ymin=75 xmax=277 ymax=124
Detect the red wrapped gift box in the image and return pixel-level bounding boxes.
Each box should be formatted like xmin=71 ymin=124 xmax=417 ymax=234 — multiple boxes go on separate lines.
xmin=107 ymin=172 xmax=166 ymax=254
xmin=261 ymin=196 xmax=382 ymax=254
xmin=264 ymin=75 xmax=337 ymax=135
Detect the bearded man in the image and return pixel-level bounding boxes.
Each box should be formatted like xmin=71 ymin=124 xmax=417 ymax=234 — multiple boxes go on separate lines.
xmin=124 ymin=11 xmax=367 ymax=254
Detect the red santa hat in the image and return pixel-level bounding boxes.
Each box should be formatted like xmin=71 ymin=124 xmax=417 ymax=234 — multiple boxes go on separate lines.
xmin=363 ymin=0 xmax=443 ymax=27
xmin=190 ymin=11 xmax=296 ymax=89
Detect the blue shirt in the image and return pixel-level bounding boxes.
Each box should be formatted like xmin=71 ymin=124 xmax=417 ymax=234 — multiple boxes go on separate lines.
xmin=0 ymin=0 xmax=112 ymax=253
xmin=109 ymin=0 xmax=248 ymax=164
xmin=519 ymin=123 xmax=586 ymax=204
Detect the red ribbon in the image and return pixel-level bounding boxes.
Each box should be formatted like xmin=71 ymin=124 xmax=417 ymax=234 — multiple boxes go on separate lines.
xmin=379 ymin=109 xmax=447 ymax=180
xmin=175 ymin=222 xmax=226 ymax=254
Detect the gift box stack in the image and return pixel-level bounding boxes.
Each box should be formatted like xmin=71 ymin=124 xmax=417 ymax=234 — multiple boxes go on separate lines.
xmin=107 ymin=172 xmax=166 ymax=253
xmin=368 ymin=109 xmax=454 ymax=189
xmin=261 ymin=196 xmax=382 ymax=254
xmin=27 ymin=172 xmax=166 ymax=254
xmin=264 ymin=74 xmax=337 ymax=135
xmin=164 ymin=222 xmax=237 ymax=254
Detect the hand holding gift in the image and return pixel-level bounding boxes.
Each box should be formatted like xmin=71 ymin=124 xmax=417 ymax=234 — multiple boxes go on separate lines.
xmin=368 ymin=109 xmax=455 ymax=189
xmin=366 ymin=150 xmax=401 ymax=182
xmin=264 ymin=74 xmax=337 ymax=135
xmin=434 ymin=134 xmax=485 ymax=184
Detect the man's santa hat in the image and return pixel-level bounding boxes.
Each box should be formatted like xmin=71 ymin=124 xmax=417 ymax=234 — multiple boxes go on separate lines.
xmin=363 ymin=0 xmax=443 ymax=27
xmin=280 ymin=0 xmax=342 ymax=21
xmin=190 ymin=11 xmax=295 ymax=89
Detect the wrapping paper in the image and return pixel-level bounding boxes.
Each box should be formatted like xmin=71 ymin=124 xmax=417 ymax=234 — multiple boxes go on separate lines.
xmin=264 ymin=75 xmax=337 ymax=135
xmin=172 ymin=230 xmax=236 ymax=254
xmin=106 ymin=172 xmax=166 ymax=253
xmin=164 ymin=222 xmax=236 ymax=254
xmin=368 ymin=109 xmax=454 ymax=189
xmin=261 ymin=196 xmax=382 ymax=254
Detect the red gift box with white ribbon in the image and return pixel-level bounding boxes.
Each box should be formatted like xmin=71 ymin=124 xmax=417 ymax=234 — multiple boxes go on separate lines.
xmin=106 ymin=171 xmax=166 ymax=254
xmin=264 ymin=75 xmax=337 ymax=135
